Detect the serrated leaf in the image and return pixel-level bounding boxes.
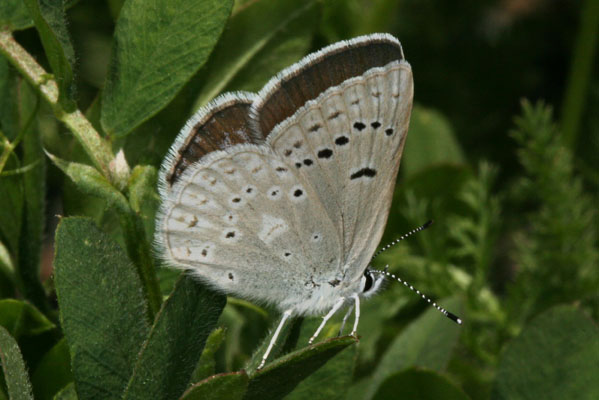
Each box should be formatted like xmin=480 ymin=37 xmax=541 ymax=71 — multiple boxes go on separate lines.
xmin=31 ymin=339 xmax=73 ymax=400
xmin=244 ymin=336 xmax=357 ymax=400
xmin=182 ymin=371 xmax=249 ymax=400
xmin=0 ymin=325 xmax=34 ymax=400
xmin=54 ymin=217 xmax=150 ymax=400
xmin=373 ymin=368 xmax=470 ymax=400
xmin=491 ymin=305 xmax=599 ymax=400
xmin=362 ymin=297 xmax=463 ymax=400
xmin=193 ymin=0 xmax=319 ymax=108
xmin=0 ymin=299 xmax=54 ymax=339
xmin=23 ymin=0 xmax=76 ymax=109
xmin=47 ymin=153 xmax=129 ymax=214
xmin=101 ymin=0 xmax=233 ymax=137
xmin=402 ymin=106 xmax=466 ymax=177
xmin=122 ymin=275 xmax=226 ymax=400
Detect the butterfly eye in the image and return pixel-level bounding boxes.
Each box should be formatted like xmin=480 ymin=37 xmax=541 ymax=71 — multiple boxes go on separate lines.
xmin=363 ymin=270 xmax=374 ymax=292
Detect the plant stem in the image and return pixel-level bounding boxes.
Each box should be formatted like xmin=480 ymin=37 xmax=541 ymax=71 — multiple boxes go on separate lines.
xmin=0 ymin=29 xmax=115 ymax=182
xmin=560 ymin=0 xmax=599 ymax=150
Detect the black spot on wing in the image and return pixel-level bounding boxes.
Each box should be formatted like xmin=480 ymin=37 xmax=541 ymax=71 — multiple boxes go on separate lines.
xmin=317 ymin=148 xmax=333 ymax=159
xmin=350 ymin=168 xmax=377 ymax=180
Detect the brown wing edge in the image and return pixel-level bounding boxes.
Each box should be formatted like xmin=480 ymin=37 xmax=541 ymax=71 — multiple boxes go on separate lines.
xmin=159 ymin=92 xmax=261 ymax=193
xmin=250 ymin=33 xmax=404 ymax=137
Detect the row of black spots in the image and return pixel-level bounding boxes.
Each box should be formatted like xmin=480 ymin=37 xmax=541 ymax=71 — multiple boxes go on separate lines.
xmin=352 ymin=121 xmax=394 ymax=136
xmin=295 ymin=158 xmax=314 ymax=169
xmin=350 ymin=167 xmax=377 ymax=180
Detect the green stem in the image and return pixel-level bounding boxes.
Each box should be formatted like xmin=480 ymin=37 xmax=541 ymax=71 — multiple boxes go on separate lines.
xmin=560 ymin=0 xmax=599 ymax=150
xmin=0 ymin=29 xmax=115 ymax=182
xmin=120 ymin=210 xmax=162 ymax=321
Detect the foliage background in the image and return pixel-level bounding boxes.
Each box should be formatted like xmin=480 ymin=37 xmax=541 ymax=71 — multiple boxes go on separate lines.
xmin=0 ymin=0 xmax=597 ymax=399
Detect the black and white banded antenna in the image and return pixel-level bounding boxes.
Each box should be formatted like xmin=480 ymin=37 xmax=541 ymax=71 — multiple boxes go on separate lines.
xmin=371 ymin=220 xmax=463 ymax=325
xmin=371 ymin=219 xmax=433 ymax=260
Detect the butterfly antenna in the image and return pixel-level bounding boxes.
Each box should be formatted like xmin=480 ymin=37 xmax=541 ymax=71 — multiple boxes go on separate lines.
xmin=372 ymin=268 xmax=462 ymax=324
xmin=371 ymin=220 xmax=433 ymax=260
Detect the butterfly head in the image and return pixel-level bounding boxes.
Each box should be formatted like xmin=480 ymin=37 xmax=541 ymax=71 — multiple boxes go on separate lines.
xmin=358 ymin=268 xmax=385 ymax=298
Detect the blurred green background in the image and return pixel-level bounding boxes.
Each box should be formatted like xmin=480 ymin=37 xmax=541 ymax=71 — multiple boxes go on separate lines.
xmin=0 ymin=0 xmax=597 ymax=399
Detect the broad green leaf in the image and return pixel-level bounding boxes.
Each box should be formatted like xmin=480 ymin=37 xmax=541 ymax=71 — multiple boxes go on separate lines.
xmin=0 ymin=299 xmax=54 ymax=339
xmin=492 ymin=305 xmax=599 ymax=400
xmin=0 ymin=56 xmax=19 ymax=139
xmin=17 ymin=80 xmax=48 ymax=312
xmin=0 ymin=325 xmax=33 ymax=400
xmin=285 ymin=335 xmax=357 ymax=400
xmin=47 ymin=153 xmax=129 ymax=214
xmin=373 ymin=368 xmax=470 ymax=400
xmin=31 ymin=339 xmax=73 ymax=400
xmin=402 ymin=105 xmax=466 ymax=177
xmin=193 ymin=0 xmax=319 ymax=108
xmin=127 ymin=165 xmax=159 ymax=239
xmin=0 ymin=0 xmax=32 ymax=31
xmin=244 ymin=336 xmax=357 ymax=400
xmin=191 ymin=327 xmax=227 ymax=383
xmin=182 ymin=371 xmax=248 ymax=400
xmin=53 ymin=383 xmax=77 ymax=400
xmin=23 ymin=0 xmax=76 ymax=109
xmin=362 ymin=297 xmax=463 ymax=400
xmin=54 ymin=217 xmax=150 ymax=400
xmin=0 ymin=242 xmax=15 ymax=298
xmin=101 ymin=0 xmax=233 ymax=137
xmin=123 ymin=275 xmax=226 ymax=400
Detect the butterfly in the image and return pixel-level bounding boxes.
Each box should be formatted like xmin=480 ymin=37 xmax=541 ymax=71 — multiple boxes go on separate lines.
xmin=155 ymin=33 xmax=459 ymax=369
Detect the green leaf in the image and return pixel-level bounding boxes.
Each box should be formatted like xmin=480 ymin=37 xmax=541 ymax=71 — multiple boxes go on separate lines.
xmin=182 ymin=371 xmax=248 ymax=400
xmin=30 ymin=339 xmax=73 ymax=400
xmin=492 ymin=305 xmax=599 ymax=400
xmin=0 ymin=299 xmax=54 ymax=339
xmin=46 ymin=153 xmax=129 ymax=214
xmin=101 ymin=0 xmax=233 ymax=137
xmin=54 ymin=217 xmax=150 ymax=400
xmin=17 ymin=80 xmax=48 ymax=313
xmin=402 ymin=105 xmax=466 ymax=177
xmin=191 ymin=327 xmax=226 ymax=383
xmin=53 ymin=383 xmax=77 ymax=400
xmin=373 ymin=368 xmax=470 ymax=400
xmin=123 ymin=275 xmax=226 ymax=400
xmin=285 ymin=337 xmax=357 ymax=400
xmin=23 ymin=0 xmax=76 ymax=110
xmin=0 ymin=169 xmax=23 ymax=256
xmin=0 ymin=0 xmax=33 ymax=31
xmin=193 ymin=0 xmax=319 ymax=108
xmin=0 ymin=325 xmax=33 ymax=400
xmin=244 ymin=336 xmax=357 ymax=400
xmin=362 ymin=297 xmax=463 ymax=400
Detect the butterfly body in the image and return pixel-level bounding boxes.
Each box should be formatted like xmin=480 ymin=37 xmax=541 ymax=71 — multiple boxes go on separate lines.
xmin=156 ymin=33 xmax=413 ymax=367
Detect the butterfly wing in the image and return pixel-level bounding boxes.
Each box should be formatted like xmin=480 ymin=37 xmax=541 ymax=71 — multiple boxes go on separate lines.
xmin=157 ymin=96 xmax=343 ymax=310
xmin=253 ymin=34 xmax=412 ymax=283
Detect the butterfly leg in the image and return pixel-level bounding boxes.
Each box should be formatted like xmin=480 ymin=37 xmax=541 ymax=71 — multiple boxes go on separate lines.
xmin=338 ymin=303 xmax=355 ymax=336
xmin=308 ymin=297 xmax=345 ymax=344
xmin=258 ymin=308 xmax=293 ymax=370
xmin=350 ymin=293 xmax=361 ymax=336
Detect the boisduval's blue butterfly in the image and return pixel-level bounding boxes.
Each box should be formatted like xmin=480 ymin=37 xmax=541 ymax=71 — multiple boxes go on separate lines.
xmin=155 ymin=33 xmax=461 ymax=369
